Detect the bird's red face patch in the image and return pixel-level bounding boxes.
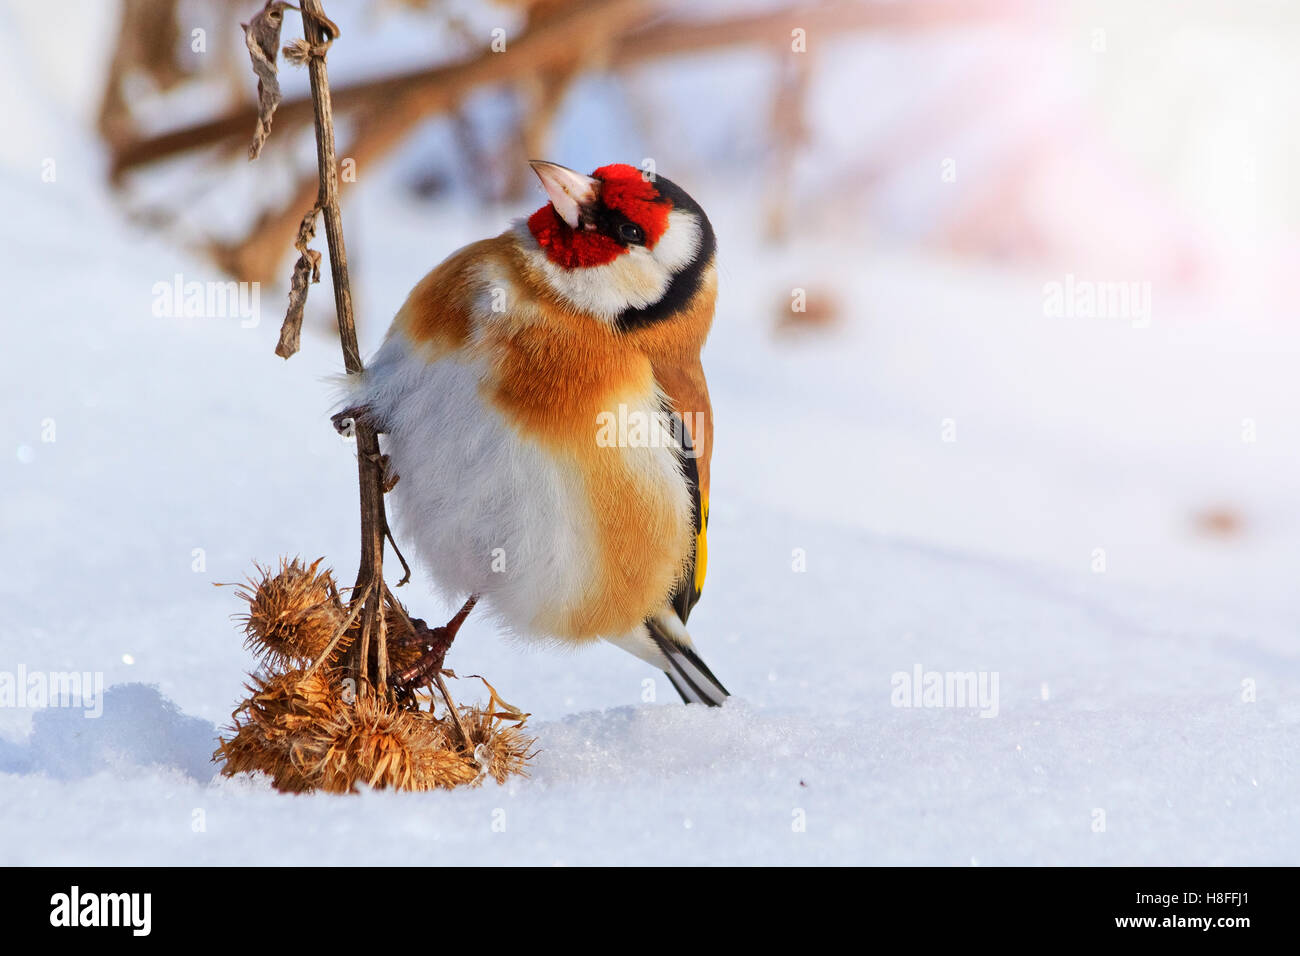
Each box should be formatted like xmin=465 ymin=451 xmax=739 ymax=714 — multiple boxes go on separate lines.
xmin=528 ymin=164 xmax=673 ymax=269
xmin=527 ymin=205 xmax=623 ymax=269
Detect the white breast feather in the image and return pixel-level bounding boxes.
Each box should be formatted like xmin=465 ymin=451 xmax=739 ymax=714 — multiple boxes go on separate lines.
xmin=357 ymin=333 xmax=598 ymax=638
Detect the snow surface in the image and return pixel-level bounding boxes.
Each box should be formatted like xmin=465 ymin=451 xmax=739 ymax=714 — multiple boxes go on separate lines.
xmin=2 ymin=2 xmax=1299 ymax=866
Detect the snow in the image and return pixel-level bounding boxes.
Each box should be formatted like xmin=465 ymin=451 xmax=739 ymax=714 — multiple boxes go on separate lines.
xmin=2 ymin=1 xmax=1299 ymax=866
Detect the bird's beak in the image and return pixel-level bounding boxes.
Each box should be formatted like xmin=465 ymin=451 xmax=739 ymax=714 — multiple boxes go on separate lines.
xmin=529 ymin=160 xmax=598 ymax=229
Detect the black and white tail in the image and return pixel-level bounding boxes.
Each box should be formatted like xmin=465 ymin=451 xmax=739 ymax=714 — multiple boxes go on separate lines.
xmin=605 ymin=608 xmax=730 ymax=706
xmin=645 ymin=615 xmax=730 ymax=706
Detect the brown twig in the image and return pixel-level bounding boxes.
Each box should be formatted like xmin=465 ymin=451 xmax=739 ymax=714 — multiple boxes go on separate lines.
xmin=434 ymin=672 xmax=474 ymax=755
xmin=384 ymin=521 xmax=411 ymax=586
xmin=304 ymin=579 xmax=371 ymax=676
xmin=282 ymin=0 xmax=390 ymax=698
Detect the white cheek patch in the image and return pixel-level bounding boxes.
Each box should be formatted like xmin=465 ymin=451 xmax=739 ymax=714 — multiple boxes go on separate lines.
xmin=649 ymin=209 xmax=702 ymax=274
xmin=513 ymin=211 xmax=703 ymax=322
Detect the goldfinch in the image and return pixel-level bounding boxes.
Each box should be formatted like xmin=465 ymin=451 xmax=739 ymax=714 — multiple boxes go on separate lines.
xmin=339 ymin=161 xmax=729 ymax=705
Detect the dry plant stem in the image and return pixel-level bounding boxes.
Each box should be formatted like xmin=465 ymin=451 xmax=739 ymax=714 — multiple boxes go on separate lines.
xmin=296 ymin=0 xmax=390 ymax=698
xmin=385 ymin=524 xmax=411 ymax=586
xmin=434 ymin=672 xmax=473 ymax=754
xmin=305 ymin=580 xmax=371 ymax=676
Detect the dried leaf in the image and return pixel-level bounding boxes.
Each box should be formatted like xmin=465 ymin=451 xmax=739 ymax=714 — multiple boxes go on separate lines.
xmin=276 ymin=206 xmax=321 ymax=359
xmin=242 ymin=1 xmax=298 ymax=160
xmin=466 ymin=674 xmax=530 ymax=725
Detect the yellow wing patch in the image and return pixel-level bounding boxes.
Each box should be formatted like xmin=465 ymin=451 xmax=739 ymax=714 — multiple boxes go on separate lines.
xmin=693 ymin=497 xmax=709 ymax=596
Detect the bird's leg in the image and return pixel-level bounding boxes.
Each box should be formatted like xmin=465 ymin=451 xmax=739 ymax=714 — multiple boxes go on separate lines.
xmin=390 ymin=595 xmax=479 ymax=701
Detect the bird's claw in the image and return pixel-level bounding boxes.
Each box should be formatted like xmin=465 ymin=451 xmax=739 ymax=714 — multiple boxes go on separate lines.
xmin=389 ymin=617 xmax=453 ymax=702
xmin=367 ymin=452 xmax=399 ymax=492
xmin=387 ymin=597 xmax=477 ymax=703
xmin=331 ymin=404 xmax=374 ymax=437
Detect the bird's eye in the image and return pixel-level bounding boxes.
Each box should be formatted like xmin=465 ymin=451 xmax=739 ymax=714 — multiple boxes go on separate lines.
xmin=618 ymin=223 xmax=645 ymax=244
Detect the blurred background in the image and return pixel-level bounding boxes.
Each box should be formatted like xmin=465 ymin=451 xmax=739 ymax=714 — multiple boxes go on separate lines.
xmin=3 ymin=0 xmax=1299 ymax=716
xmin=1 ymin=0 xmax=1298 ymax=865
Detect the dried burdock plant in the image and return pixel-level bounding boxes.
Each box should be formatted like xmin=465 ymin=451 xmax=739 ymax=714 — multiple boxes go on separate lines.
xmin=216 ymin=0 xmax=534 ymax=792
xmin=235 ymin=557 xmax=348 ymax=670
xmin=219 ymin=566 xmax=535 ymax=793
xmin=302 ymin=689 xmax=534 ymax=792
